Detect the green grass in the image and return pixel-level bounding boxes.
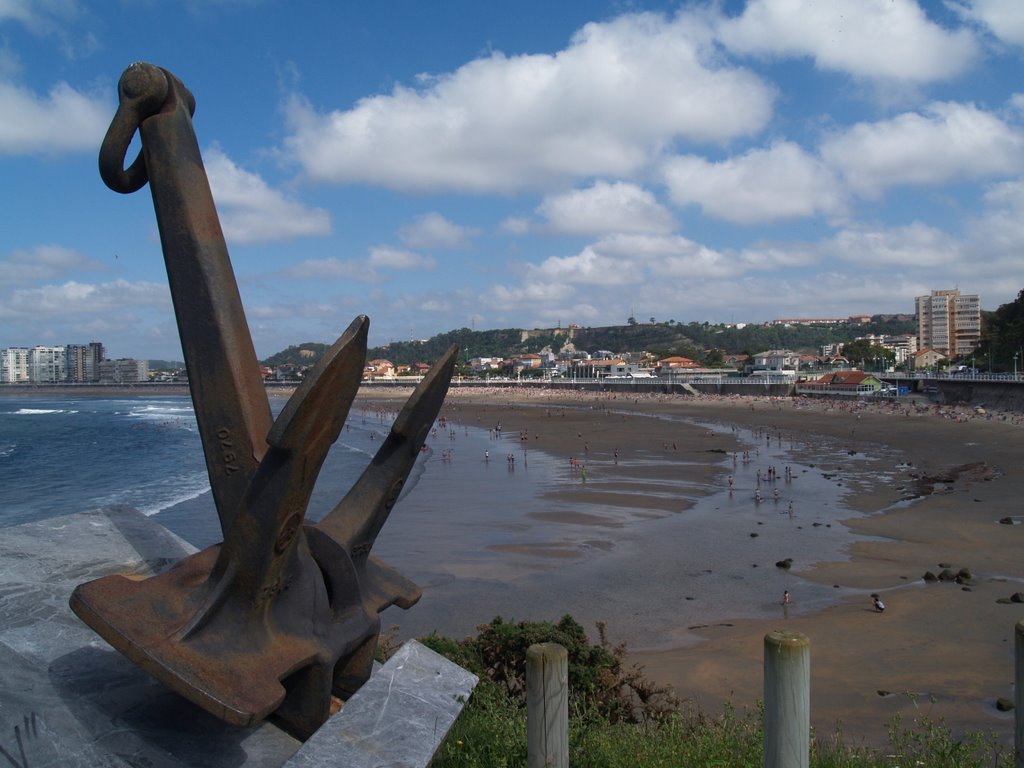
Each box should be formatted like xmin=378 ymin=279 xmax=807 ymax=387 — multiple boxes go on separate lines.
xmin=402 ymin=616 xmax=1012 ymax=768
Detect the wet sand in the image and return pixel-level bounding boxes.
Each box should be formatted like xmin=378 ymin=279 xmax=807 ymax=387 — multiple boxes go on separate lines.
xmin=362 ymin=386 xmax=1024 ymax=747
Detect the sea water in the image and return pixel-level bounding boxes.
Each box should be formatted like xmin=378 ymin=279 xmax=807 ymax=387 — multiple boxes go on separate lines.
xmin=0 ymin=392 xmax=893 ymax=648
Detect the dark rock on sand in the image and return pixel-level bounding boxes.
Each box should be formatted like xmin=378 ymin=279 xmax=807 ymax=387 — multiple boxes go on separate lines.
xmin=997 ymin=697 xmax=1015 ymax=712
xmin=776 ymin=558 xmax=793 ymax=570
xmin=923 ymin=571 xmax=938 ymax=582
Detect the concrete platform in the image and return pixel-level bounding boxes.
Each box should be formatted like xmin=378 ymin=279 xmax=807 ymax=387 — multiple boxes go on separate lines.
xmin=0 ymin=507 xmax=475 ymax=767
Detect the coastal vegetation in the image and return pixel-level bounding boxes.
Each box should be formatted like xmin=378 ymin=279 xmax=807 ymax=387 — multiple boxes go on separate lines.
xmin=402 ymin=615 xmax=1011 ymax=768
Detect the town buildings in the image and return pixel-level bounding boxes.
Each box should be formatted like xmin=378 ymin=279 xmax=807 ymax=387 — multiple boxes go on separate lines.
xmin=915 ymin=289 xmax=981 ymax=359
xmin=0 ymin=342 xmax=148 ymax=384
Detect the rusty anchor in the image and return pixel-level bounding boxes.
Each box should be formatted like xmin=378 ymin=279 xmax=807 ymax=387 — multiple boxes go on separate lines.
xmin=69 ymin=62 xmax=457 ymax=738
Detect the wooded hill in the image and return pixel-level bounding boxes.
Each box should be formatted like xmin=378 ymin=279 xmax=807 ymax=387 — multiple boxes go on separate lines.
xmin=261 ymin=317 xmax=918 ymax=368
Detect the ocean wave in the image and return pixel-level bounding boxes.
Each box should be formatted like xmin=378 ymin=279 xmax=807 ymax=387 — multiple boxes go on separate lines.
xmin=90 ymin=470 xmax=212 ymax=516
xmin=0 ymin=443 xmax=14 ymax=458
xmin=10 ymin=408 xmax=66 ymax=415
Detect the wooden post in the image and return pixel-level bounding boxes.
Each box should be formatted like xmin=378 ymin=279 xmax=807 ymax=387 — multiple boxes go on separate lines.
xmin=1015 ymin=620 xmax=1024 ymax=768
xmin=764 ymin=630 xmax=810 ymax=768
xmin=527 ymin=642 xmax=568 ymax=768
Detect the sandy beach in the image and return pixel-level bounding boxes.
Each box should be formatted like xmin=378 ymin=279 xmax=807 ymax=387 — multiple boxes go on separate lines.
xmin=359 ymin=386 xmax=1024 ymax=747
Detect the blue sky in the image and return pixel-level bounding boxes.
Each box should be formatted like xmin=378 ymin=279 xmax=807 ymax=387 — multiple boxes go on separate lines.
xmin=2 ymin=0 xmax=1023 ymax=361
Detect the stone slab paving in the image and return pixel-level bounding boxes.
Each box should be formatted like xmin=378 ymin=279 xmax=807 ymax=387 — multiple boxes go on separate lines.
xmin=0 ymin=508 xmax=475 ymax=767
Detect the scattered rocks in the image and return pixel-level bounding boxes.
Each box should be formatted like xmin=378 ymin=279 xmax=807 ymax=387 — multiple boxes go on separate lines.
xmin=775 ymin=558 xmax=793 ymax=570
xmin=999 ymin=516 xmax=1015 ymax=525
xmin=938 ymin=568 xmax=957 ymax=582
xmin=923 ymin=571 xmax=938 ymax=582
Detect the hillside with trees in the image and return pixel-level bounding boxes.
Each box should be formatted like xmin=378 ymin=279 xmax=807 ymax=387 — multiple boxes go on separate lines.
xmin=261 ymin=317 xmax=916 ymax=368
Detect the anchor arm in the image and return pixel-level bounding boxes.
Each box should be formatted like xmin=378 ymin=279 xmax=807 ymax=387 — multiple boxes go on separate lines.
xmin=316 ymin=345 xmax=458 ymax=555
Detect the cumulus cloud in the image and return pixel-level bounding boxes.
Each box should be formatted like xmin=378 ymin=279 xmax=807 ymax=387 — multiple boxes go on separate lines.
xmin=279 ymin=257 xmax=378 ymax=282
xmin=500 ymin=217 xmax=530 ymax=235
xmin=525 ymin=246 xmax=641 ymax=286
xmin=821 ymin=101 xmax=1024 ymax=196
xmin=0 ymin=244 xmax=104 ymax=283
xmin=368 ymin=246 xmax=436 ymax=270
xmin=204 ymin=147 xmax=331 ymax=244
xmin=484 ymin=280 xmax=575 ymax=311
xmin=399 ymin=212 xmax=477 ymax=248
xmin=716 ymin=0 xmax=978 ymax=82
xmin=663 ymin=142 xmax=844 ymax=224
xmin=822 ymin=222 xmax=962 ymax=266
xmin=537 ymin=181 xmax=676 ymax=235
xmin=283 ymin=11 xmax=774 ymax=193
xmin=952 ymin=0 xmax=1024 ymax=47
xmin=0 ymin=80 xmax=109 ymax=154
xmin=0 ymin=279 xmax=168 ymax=318
xmin=969 ymin=179 xmax=1024 ymax=255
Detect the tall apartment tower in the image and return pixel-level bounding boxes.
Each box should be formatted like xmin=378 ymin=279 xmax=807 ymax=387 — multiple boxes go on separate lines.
xmin=915 ymin=289 xmax=981 ymax=359
xmin=0 ymin=347 xmax=30 ymax=383
xmin=65 ymin=342 xmax=105 ymax=383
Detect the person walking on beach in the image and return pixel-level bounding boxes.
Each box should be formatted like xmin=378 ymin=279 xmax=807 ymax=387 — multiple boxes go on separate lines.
xmin=783 ymin=590 xmax=791 ymax=605
xmin=872 ymin=595 xmax=885 ymax=612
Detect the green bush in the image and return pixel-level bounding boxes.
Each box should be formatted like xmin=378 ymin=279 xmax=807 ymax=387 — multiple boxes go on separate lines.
xmin=408 ymin=616 xmax=1012 ymax=768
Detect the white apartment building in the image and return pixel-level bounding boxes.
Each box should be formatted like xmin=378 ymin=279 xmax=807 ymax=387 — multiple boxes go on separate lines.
xmin=29 ymin=346 xmax=66 ymax=383
xmin=0 ymin=347 xmax=30 ymax=383
xmin=916 ymin=289 xmax=981 ymax=359
xmin=98 ymin=358 xmax=149 ymax=384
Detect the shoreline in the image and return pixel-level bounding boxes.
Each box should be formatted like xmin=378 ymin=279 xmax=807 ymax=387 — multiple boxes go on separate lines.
xmin=365 ymin=387 xmax=1024 ymax=746
xmin=9 ymin=384 xmax=1022 ymax=745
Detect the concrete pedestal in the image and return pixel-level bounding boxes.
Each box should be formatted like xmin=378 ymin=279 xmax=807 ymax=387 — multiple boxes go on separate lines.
xmin=0 ymin=507 xmax=475 ymax=767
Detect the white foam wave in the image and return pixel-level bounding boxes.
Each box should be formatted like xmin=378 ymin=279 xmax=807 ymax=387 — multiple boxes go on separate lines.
xmin=91 ymin=470 xmax=211 ymax=516
xmin=11 ymin=408 xmax=65 ymax=415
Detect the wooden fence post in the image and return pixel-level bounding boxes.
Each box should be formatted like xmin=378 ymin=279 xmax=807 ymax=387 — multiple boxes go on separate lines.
xmin=1015 ymin=620 xmax=1024 ymax=768
xmin=764 ymin=629 xmax=810 ymax=768
xmin=527 ymin=642 xmax=568 ymax=768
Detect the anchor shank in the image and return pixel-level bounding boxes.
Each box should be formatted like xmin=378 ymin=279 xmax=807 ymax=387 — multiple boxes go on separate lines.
xmin=138 ymin=70 xmax=272 ymax=533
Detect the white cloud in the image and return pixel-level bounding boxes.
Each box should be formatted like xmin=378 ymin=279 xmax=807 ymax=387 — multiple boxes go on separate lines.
xmin=821 ymin=101 xmax=1024 ymax=197
xmin=368 ymin=246 xmax=435 ymax=270
xmin=280 ymin=257 xmax=378 ymax=282
xmin=0 ymin=244 xmax=104 ymax=283
xmin=969 ymin=179 xmax=1024 ymax=256
xmin=716 ymin=0 xmax=978 ymax=82
xmin=525 ymin=245 xmax=641 ymax=286
xmin=500 ymin=217 xmax=530 ymax=235
xmin=537 ymin=181 xmax=676 ymax=235
xmin=484 ymin=280 xmax=575 ymax=311
xmin=952 ymin=0 xmax=1024 ymax=47
xmin=663 ymin=142 xmax=844 ymax=224
xmin=0 ymin=80 xmax=109 ymax=154
xmin=283 ymin=11 xmax=774 ymax=193
xmin=399 ymin=212 xmax=477 ymax=248
xmin=0 ymin=279 xmax=168 ymax=318
xmin=823 ymin=222 xmax=962 ymax=266
xmin=204 ymin=146 xmax=331 ymax=244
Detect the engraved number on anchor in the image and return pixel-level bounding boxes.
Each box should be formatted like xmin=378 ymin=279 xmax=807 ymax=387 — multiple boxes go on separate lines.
xmin=217 ymin=427 xmax=240 ymax=474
